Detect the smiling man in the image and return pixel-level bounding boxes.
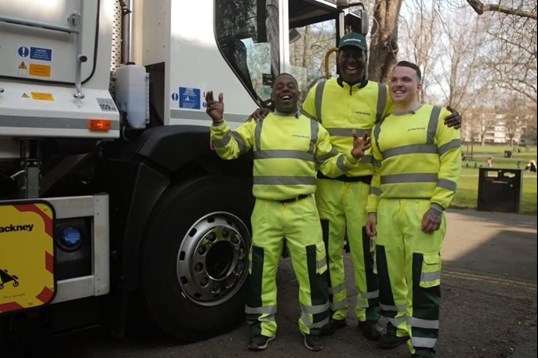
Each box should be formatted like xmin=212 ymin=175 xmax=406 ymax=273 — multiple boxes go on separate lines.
xmin=205 ymin=73 xmax=371 ymax=352
xmin=366 ymin=61 xmax=462 ymax=358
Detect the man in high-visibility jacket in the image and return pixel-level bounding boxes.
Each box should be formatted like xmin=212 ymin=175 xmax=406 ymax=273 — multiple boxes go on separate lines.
xmin=205 ymin=73 xmax=371 ymax=352
xmin=366 ymin=61 xmax=462 ymax=358
xmin=302 ymin=32 xmax=461 ymax=340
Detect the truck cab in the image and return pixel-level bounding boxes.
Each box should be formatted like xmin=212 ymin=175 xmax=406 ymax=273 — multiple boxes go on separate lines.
xmin=0 ymin=0 xmax=367 ymax=345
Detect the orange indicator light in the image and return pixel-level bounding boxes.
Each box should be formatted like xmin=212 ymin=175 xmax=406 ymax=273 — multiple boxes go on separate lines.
xmin=88 ymin=119 xmax=112 ymax=132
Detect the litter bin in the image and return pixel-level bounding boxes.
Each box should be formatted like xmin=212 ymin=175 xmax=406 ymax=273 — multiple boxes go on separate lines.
xmin=477 ymin=168 xmax=522 ymax=213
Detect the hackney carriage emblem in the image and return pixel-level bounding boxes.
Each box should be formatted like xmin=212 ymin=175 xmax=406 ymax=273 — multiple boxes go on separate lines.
xmin=0 ymin=269 xmax=19 ymax=289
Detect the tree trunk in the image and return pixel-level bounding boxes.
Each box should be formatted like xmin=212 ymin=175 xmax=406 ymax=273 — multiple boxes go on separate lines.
xmin=368 ymin=0 xmax=404 ymax=82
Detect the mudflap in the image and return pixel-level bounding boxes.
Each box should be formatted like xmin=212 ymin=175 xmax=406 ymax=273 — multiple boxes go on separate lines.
xmin=0 ymin=200 xmax=56 ymax=314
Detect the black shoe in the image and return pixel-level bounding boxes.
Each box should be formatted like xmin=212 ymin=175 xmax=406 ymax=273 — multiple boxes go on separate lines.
xmin=320 ymin=318 xmax=347 ymax=336
xmin=358 ymin=320 xmax=382 ymax=341
xmin=247 ymin=335 xmax=275 ymax=351
xmin=412 ymin=348 xmax=435 ymax=357
xmin=377 ymin=333 xmax=409 ymax=349
xmin=303 ymin=334 xmax=324 ymax=351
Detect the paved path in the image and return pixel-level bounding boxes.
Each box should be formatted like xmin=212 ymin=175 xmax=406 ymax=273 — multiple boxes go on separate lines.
xmin=40 ymin=209 xmax=538 ymax=358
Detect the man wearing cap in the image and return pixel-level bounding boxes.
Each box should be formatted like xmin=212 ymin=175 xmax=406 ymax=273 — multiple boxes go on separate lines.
xmin=302 ymin=32 xmax=461 ymax=341
xmin=249 ymin=32 xmax=461 ymax=341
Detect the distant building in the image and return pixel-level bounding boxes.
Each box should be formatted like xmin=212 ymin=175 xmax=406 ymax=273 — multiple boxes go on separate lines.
xmin=461 ymin=109 xmax=535 ymax=145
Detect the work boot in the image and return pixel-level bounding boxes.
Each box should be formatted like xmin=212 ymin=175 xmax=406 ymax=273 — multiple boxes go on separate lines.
xmin=412 ymin=348 xmax=435 ymax=357
xmin=247 ymin=335 xmax=275 ymax=351
xmin=303 ymin=334 xmax=324 ymax=351
xmin=358 ymin=320 xmax=382 ymax=340
xmin=377 ymin=323 xmax=409 ymax=349
xmin=320 ymin=318 xmax=347 ymax=336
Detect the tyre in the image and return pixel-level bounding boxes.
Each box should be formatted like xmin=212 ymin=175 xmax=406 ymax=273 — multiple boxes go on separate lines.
xmin=141 ymin=175 xmax=253 ymax=342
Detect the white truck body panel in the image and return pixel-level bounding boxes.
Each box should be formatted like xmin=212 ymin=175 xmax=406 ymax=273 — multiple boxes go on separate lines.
xmin=0 ymin=0 xmax=119 ymax=139
xmin=133 ymin=0 xmax=260 ymax=126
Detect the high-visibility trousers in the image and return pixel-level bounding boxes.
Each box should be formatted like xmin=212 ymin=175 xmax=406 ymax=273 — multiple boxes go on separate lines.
xmin=245 ymin=196 xmax=330 ymax=337
xmin=315 ymin=179 xmax=379 ymax=322
xmin=375 ymin=198 xmax=445 ymax=352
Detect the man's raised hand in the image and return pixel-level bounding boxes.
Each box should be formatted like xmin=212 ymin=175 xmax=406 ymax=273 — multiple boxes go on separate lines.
xmin=351 ymin=130 xmax=371 ymax=159
xmin=205 ymin=91 xmax=224 ymax=123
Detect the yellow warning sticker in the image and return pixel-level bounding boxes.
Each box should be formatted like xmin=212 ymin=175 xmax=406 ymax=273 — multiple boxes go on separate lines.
xmin=31 ymin=92 xmax=54 ymax=101
xmin=29 ymin=63 xmax=51 ymax=78
xmin=0 ymin=201 xmax=55 ymax=314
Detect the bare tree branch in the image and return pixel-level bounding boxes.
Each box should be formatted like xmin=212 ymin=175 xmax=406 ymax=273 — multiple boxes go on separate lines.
xmin=466 ymin=0 xmax=537 ymax=20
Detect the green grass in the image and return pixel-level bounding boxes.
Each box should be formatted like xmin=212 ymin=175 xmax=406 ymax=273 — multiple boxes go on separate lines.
xmin=452 ymin=145 xmax=537 ymax=214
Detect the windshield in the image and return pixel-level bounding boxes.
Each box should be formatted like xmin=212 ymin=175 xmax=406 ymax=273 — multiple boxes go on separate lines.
xmin=215 ymin=0 xmax=340 ymax=106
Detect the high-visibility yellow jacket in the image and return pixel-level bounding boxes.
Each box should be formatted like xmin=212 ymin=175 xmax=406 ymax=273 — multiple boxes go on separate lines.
xmin=301 ymin=78 xmax=393 ymax=178
xmin=366 ymin=104 xmax=462 ymax=213
xmin=210 ymin=112 xmax=360 ymax=201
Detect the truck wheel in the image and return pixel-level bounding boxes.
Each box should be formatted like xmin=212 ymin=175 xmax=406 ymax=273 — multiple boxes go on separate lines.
xmin=141 ymin=175 xmax=253 ymax=342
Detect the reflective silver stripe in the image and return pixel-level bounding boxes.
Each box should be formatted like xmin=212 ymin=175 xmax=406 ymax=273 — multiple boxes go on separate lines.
xmin=369 ymin=187 xmax=381 ymax=196
xmin=427 ymin=106 xmax=441 ymax=144
xmin=316 ymin=148 xmax=339 ymax=165
xmin=211 ymin=133 xmax=231 ymax=148
xmin=438 ymin=178 xmax=457 ymax=191
xmin=361 ymin=154 xmax=373 ymax=164
xmin=381 ymin=173 xmax=438 ymax=184
xmin=0 ymin=115 xmax=120 ymax=130
xmin=380 ymin=303 xmax=406 ymax=312
xmin=439 ymin=139 xmax=461 ymax=155
xmin=358 ymin=289 xmax=379 ymax=300
xmin=245 ymin=305 xmax=277 ymax=315
xmin=300 ymin=109 xmax=317 ymax=121
xmin=330 ymin=300 xmax=347 ymax=311
xmin=311 ymin=316 xmax=330 ymax=328
xmin=314 ymin=79 xmax=326 ymax=123
xmin=411 ymin=336 xmax=437 ymax=348
xmin=376 ymin=84 xmax=387 ymax=123
xmin=300 ymin=302 xmax=330 ymax=329
xmin=383 ymin=144 xmax=438 ymax=159
xmin=327 ymin=128 xmax=370 ymax=137
xmin=254 ymin=150 xmax=314 ymax=161
xmin=336 ymin=155 xmax=350 ymax=172
xmin=231 ymin=132 xmax=247 ymax=153
xmin=317 ymin=256 xmax=327 ymax=271
xmin=373 ymin=121 xmax=383 ymax=156
xmin=253 ymin=176 xmax=316 ymax=185
xmin=309 ymin=120 xmax=318 ymax=154
xmin=356 ymin=300 xmax=368 ymax=308
xmin=421 ymin=271 xmax=441 ymax=282
xmin=408 ymin=317 xmax=440 ymax=329
xmin=328 ymin=283 xmax=346 ymax=295
xmin=372 ymin=157 xmax=382 ymax=168
xmin=387 ymin=316 xmax=407 ymax=327
xmin=303 ymin=301 xmax=330 ymax=315
xmin=254 ymin=118 xmax=263 ymax=151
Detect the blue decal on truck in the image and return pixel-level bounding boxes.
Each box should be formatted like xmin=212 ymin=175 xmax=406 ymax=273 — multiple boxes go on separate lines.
xmin=179 ymin=87 xmax=200 ymax=109
xmin=30 ymin=47 xmax=52 ymax=61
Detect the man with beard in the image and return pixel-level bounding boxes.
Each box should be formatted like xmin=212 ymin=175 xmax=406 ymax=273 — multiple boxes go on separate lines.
xmin=205 ymin=73 xmax=371 ymax=352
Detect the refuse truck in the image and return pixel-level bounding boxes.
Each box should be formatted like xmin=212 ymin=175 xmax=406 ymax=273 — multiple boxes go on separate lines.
xmin=0 ymin=0 xmax=368 ymax=343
